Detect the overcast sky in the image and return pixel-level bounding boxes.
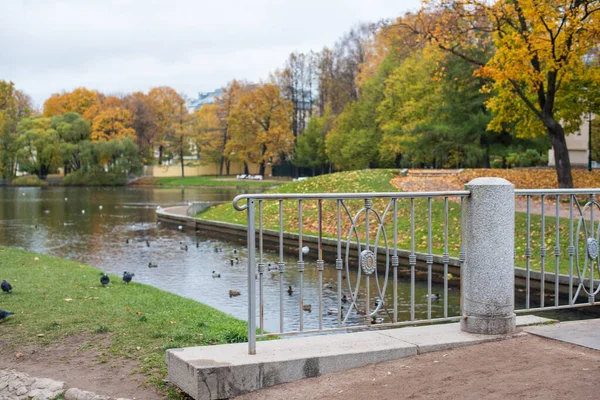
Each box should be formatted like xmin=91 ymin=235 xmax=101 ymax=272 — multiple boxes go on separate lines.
xmin=1 ymin=0 xmax=421 ymax=107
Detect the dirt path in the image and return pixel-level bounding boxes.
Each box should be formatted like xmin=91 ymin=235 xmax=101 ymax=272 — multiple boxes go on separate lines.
xmin=235 ymin=335 xmax=599 ymax=400
xmin=0 ymin=333 xmax=164 ymax=400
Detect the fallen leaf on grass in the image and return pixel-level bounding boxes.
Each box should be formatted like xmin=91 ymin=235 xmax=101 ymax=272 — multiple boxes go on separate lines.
xmin=36 ymin=334 xmax=44 ymax=337
xmin=34 ymin=257 xmax=39 ymax=261
xmin=15 ymin=353 xmax=23 ymax=358
xmin=64 ymin=298 xmax=73 ymax=301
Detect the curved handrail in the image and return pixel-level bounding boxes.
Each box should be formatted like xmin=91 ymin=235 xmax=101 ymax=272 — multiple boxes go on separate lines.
xmin=232 ymin=190 xmax=470 ymax=211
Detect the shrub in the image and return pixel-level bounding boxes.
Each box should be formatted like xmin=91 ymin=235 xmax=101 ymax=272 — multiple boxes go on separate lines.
xmin=11 ymin=175 xmax=48 ymax=187
xmin=490 ymin=157 xmax=504 ymax=168
xmin=63 ymin=169 xmax=128 ymax=186
xmin=506 ymin=153 xmax=520 ymax=168
xmin=524 ymin=149 xmax=541 ymax=166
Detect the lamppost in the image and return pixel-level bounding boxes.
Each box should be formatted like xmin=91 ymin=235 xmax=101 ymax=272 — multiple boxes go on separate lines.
xmin=589 ymin=112 xmax=593 ymax=172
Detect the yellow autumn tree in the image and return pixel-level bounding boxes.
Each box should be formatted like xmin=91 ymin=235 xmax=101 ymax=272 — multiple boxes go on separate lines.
xmin=416 ymin=0 xmax=600 ymax=187
xmin=214 ymin=80 xmax=249 ymax=175
xmin=90 ymin=107 xmax=135 ymax=142
xmin=191 ymin=104 xmax=222 ymax=165
xmin=147 ymin=87 xmax=186 ymax=164
xmin=227 ymin=83 xmax=294 ymax=176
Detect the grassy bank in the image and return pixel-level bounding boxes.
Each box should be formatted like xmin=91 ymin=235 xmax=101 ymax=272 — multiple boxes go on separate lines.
xmin=0 ymin=247 xmax=246 ymax=397
xmin=197 ymin=169 xmax=588 ymax=275
xmin=10 ymin=175 xmax=48 ymax=187
xmin=135 ymin=176 xmax=285 ymax=188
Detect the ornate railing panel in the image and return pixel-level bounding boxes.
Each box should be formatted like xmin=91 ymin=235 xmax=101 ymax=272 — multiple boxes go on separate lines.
xmin=233 ymin=191 xmax=469 ymax=354
xmin=514 ymin=189 xmax=600 ymax=314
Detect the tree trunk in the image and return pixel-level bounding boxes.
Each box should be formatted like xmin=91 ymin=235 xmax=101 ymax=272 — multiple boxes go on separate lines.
xmin=225 ymin=159 xmax=230 ymax=176
xmin=219 ymin=156 xmax=224 ymax=176
xmin=548 ymin=122 xmax=573 ymax=188
xmin=179 ymin=137 xmax=185 ymax=178
xmin=158 ymin=145 xmax=164 ymax=165
xmin=259 ymin=162 xmax=266 ymax=177
xmin=244 ymin=162 xmax=249 ymax=175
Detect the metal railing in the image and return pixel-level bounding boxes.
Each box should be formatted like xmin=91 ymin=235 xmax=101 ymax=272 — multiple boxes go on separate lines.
xmin=233 ymin=187 xmax=600 ymax=354
xmin=233 ymin=191 xmax=469 ymax=354
xmin=513 ymin=189 xmax=600 ymax=314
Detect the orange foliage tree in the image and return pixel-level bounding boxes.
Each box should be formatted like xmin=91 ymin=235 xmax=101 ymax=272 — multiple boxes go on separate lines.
xmin=227 ymin=83 xmax=294 ymax=176
xmin=147 ymin=87 xmax=186 ymax=165
xmin=90 ymin=107 xmax=135 ymax=142
xmin=43 ymin=88 xmax=101 ymax=120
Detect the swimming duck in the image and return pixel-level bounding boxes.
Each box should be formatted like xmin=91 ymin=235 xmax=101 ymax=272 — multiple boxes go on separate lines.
xmin=302 ymin=304 xmax=312 ymax=312
xmin=341 ymin=295 xmax=348 ymax=303
xmin=427 ymin=293 xmax=441 ymax=301
xmin=148 ymin=262 xmax=158 ymax=268
xmin=229 ymin=290 xmax=241 ymax=297
xmin=371 ymin=316 xmax=384 ymax=324
xmin=212 ymin=271 xmax=221 ymax=278
xmin=287 ymin=286 xmax=293 ymax=295
xmin=323 ymin=283 xmax=333 ymax=290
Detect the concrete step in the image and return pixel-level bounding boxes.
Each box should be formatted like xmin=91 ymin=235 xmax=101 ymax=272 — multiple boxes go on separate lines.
xmin=166 ymin=315 xmax=551 ymax=400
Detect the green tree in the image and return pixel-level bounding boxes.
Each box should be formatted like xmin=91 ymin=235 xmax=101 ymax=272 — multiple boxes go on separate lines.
xmin=51 ymin=112 xmax=91 ymax=174
xmin=15 ymin=116 xmax=61 ymax=178
xmin=292 ymin=107 xmax=333 ymax=175
xmin=378 ymin=47 xmax=495 ymax=168
xmin=0 ymin=81 xmax=33 ymax=178
xmin=326 ymin=55 xmax=392 ymax=170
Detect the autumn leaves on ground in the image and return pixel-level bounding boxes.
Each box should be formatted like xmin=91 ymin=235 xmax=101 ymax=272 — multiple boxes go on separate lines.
xmin=200 ymin=168 xmax=600 ymax=274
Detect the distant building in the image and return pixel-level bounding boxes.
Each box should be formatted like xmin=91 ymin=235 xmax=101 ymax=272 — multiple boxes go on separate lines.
xmin=548 ymin=114 xmax=596 ymax=167
xmin=188 ymin=89 xmax=223 ymax=112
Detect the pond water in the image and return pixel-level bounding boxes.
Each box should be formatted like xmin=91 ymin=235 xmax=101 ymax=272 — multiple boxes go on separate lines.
xmin=0 ymin=186 xmax=595 ymax=333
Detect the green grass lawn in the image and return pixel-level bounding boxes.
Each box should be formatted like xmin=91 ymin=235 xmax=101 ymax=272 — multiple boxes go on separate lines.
xmin=198 ymin=169 xmax=590 ymax=276
xmin=0 ymin=247 xmax=247 ymax=398
xmin=155 ymin=175 xmax=284 ymax=187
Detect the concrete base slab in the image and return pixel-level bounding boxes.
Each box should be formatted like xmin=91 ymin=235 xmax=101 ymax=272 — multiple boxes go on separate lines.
xmin=524 ymin=318 xmax=600 ymax=350
xmin=167 ymin=316 xmax=554 ymax=400
xmin=461 ymin=313 xmax=517 ymax=335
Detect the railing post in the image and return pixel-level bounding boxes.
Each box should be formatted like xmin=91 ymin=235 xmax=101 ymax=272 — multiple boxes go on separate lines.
xmin=461 ymin=178 xmax=516 ymax=335
xmin=247 ymin=199 xmax=256 ymax=354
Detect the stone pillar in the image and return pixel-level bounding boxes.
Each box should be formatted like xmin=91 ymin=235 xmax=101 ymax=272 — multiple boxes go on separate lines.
xmin=461 ymin=177 xmax=516 ymax=335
